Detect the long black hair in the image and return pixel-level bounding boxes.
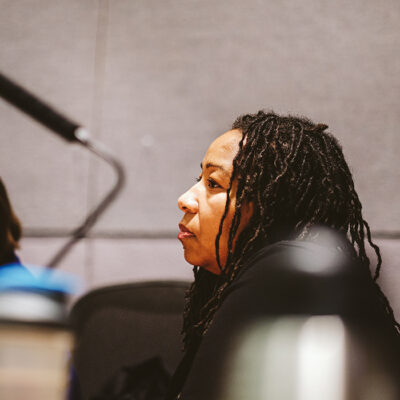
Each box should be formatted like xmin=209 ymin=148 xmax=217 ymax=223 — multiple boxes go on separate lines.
xmin=0 ymin=178 xmax=22 ymax=265
xmin=182 ymin=110 xmax=399 ymax=349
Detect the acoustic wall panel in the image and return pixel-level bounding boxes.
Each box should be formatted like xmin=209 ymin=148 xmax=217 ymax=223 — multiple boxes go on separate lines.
xmin=90 ymin=0 xmax=400 ymax=234
xmin=0 ymin=1 xmax=99 ymax=231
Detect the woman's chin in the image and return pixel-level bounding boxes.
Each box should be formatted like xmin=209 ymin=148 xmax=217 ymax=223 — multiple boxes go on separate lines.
xmin=183 ymin=252 xmax=202 ymax=269
xmin=183 ymin=254 xmax=219 ymax=275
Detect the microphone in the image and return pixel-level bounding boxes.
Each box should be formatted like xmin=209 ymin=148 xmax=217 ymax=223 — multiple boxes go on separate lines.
xmin=0 ymin=70 xmax=126 ymax=268
xmin=0 ymin=71 xmax=81 ymax=142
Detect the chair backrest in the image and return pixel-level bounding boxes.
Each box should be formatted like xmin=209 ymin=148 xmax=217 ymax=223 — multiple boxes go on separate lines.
xmin=69 ymin=280 xmax=190 ymax=400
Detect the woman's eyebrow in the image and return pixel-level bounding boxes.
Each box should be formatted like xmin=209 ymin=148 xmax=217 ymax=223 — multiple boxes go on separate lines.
xmin=200 ymin=162 xmax=229 ymax=176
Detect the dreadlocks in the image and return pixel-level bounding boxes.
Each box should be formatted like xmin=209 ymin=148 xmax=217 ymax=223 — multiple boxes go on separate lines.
xmin=182 ymin=110 xmax=399 ymax=349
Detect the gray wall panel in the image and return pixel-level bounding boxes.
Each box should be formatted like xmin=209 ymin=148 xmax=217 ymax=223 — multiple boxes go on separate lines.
xmin=91 ymin=0 xmax=400 ymax=234
xmin=0 ymin=1 xmax=99 ymax=230
xmin=90 ymin=238 xmax=193 ymax=288
xmin=373 ymin=239 xmax=400 ymax=321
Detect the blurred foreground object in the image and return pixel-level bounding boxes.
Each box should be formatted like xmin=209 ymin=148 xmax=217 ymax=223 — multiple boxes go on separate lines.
xmin=219 ymin=230 xmax=400 ymax=400
xmin=221 ymin=316 xmax=399 ymax=400
xmin=0 ymin=265 xmax=75 ymax=399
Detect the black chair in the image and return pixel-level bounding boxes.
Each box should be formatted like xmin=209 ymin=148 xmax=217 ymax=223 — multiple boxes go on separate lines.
xmin=69 ymin=280 xmax=190 ymax=400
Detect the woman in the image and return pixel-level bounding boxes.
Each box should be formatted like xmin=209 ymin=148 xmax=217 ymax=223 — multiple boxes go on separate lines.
xmin=168 ymin=111 xmax=400 ymax=399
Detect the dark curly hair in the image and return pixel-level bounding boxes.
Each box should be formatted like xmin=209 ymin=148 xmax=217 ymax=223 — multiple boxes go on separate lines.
xmin=0 ymin=177 xmax=22 ymax=265
xmin=181 ymin=110 xmax=399 ymax=349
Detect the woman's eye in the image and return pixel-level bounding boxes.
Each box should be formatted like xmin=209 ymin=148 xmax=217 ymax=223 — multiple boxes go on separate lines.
xmin=207 ymin=178 xmax=221 ymax=189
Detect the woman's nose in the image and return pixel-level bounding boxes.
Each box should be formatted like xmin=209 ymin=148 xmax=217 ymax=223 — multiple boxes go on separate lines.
xmin=178 ymin=187 xmax=198 ymax=213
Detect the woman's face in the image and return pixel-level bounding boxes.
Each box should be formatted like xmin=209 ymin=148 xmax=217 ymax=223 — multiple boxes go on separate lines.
xmin=177 ymin=129 xmax=252 ymax=274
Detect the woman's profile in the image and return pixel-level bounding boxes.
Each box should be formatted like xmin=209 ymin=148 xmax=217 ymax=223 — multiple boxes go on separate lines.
xmin=168 ymin=110 xmax=400 ymax=399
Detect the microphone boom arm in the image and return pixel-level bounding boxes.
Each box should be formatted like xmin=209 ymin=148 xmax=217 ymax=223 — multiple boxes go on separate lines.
xmin=0 ymin=71 xmax=126 ymax=269
xmin=47 ymin=130 xmax=126 ymax=268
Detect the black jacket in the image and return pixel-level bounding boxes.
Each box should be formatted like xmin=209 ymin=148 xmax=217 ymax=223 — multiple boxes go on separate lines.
xmin=169 ymin=235 xmax=400 ymax=400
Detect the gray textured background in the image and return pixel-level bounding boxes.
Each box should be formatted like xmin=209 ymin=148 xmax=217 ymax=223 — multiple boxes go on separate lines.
xmin=0 ymin=0 xmax=399 ymax=313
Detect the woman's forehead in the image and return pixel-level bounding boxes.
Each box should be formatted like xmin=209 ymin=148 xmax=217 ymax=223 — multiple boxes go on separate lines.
xmin=214 ymin=129 xmax=242 ymax=148
xmin=203 ymin=130 xmax=242 ymax=166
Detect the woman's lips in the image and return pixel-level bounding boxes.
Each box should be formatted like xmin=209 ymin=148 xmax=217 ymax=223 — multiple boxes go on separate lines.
xmin=178 ymin=224 xmax=195 ymax=240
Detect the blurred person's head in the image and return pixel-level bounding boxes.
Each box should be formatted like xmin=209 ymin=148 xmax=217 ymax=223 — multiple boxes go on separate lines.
xmin=0 ymin=178 xmax=22 ymax=265
xmin=178 ymin=110 xmax=396 ymax=347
